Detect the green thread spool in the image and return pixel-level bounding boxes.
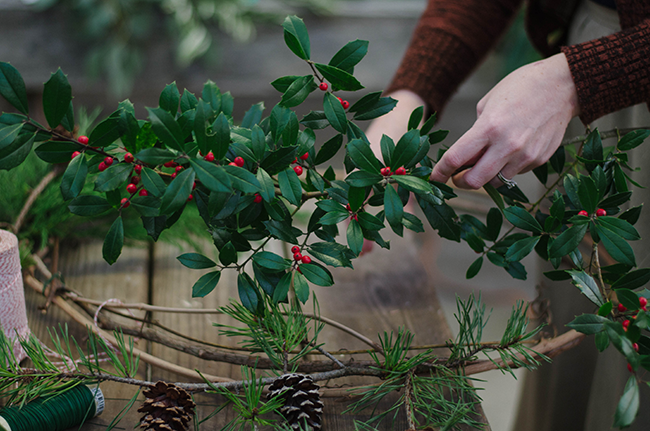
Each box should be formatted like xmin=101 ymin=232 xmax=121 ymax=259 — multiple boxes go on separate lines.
xmin=0 ymin=385 xmax=104 ymax=431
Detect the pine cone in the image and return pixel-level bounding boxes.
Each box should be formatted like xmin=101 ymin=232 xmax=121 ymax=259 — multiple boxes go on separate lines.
xmin=267 ymin=373 xmax=323 ymax=430
xmin=138 ymin=381 xmax=196 ymax=431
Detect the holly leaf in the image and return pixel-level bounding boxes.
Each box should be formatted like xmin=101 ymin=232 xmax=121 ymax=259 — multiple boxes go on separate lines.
xmin=300 ymin=263 xmax=334 ymax=287
xmin=283 ymin=15 xmax=310 ymax=60
xmin=68 ymin=195 xmax=112 ymax=216
xmin=103 ymin=216 xmax=124 ymax=265
xmin=568 ymin=270 xmax=605 ymax=307
xmin=253 ymin=251 xmax=291 ymax=271
xmin=60 ymin=152 xmax=88 ymax=201
xmin=238 ymin=273 xmax=259 ymax=313
xmin=0 ymin=62 xmax=29 ymax=114
xmin=160 ymin=168 xmax=195 ymax=215
xmin=192 ymin=271 xmax=221 ymax=297
xmin=323 ymin=92 xmax=347 ymax=133
xmin=314 ymin=63 xmax=364 ymax=92
xmin=567 ymin=314 xmax=608 ymax=335
xmin=613 ymin=377 xmax=639 ymax=428
xmin=43 ymin=68 xmax=71 ymax=128
xmin=177 ymin=253 xmax=217 ymax=269
xmin=329 ymin=39 xmax=368 ymax=71
xmin=504 ymin=206 xmax=543 ymax=233
xmin=146 ymin=107 xmax=184 ymax=152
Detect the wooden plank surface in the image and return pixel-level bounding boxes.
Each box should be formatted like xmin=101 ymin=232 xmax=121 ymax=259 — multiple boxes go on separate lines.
xmin=20 ymin=221 xmax=491 ymax=430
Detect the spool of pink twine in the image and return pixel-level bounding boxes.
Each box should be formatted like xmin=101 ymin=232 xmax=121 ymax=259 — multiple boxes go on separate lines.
xmin=0 ymin=230 xmax=30 ymax=363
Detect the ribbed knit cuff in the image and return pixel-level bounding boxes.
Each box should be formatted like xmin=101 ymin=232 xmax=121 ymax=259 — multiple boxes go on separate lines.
xmin=561 ymin=21 xmax=650 ymax=124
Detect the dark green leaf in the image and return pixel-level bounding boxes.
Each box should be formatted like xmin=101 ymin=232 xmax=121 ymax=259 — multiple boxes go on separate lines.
xmin=273 ymin=272 xmax=292 ymax=303
xmin=618 ymin=129 xmax=650 ymax=151
xmin=314 ymin=134 xmax=343 ymax=165
xmin=253 ymin=251 xmax=291 ymax=271
xmin=278 ymin=167 xmax=302 ymax=206
xmin=418 ymin=198 xmax=461 ymax=242
xmin=345 ymin=171 xmax=382 ymax=187
xmin=159 ymin=82 xmax=180 ymax=114
xmin=617 ymin=288 xmax=640 ymax=311
xmin=60 ymin=152 xmax=88 ymax=201
xmin=347 ymin=139 xmax=381 ymax=174
xmin=94 ymin=163 xmax=132 ymax=193
xmin=402 ymin=212 xmax=424 ymax=233
xmin=568 ymin=270 xmax=605 ymax=307
xmin=190 ymin=159 xmax=231 ymax=193
xmin=130 ymin=196 xmax=161 ymax=217
xmin=280 ymin=75 xmax=316 ymax=108
xmin=352 ymin=96 xmax=397 ymax=121
xmin=0 ymin=62 xmax=28 ymax=114
xmin=391 ymin=129 xmax=420 ymax=169
xmin=577 ymin=175 xmax=598 ymax=214
xmin=549 ymin=223 xmax=588 ymax=259
xmin=180 ymin=89 xmax=197 ymax=113
xmin=408 ymin=106 xmax=424 ymax=130
xmin=428 ymin=129 xmax=449 ymax=144
xmin=256 ymin=168 xmax=275 ymax=202
xmin=260 ymin=146 xmax=298 ymax=175
xmin=505 ymin=235 xmax=540 ymax=262
xmin=612 ymin=269 xmax=650 ymax=290
xmin=134 ymin=148 xmax=176 ymax=165
xmin=300 ymin=263 xmax=334 ymax=286
xmin=43 ymin=68 xmax=71 ymax=128
xmin=192 ymin=271 xmax=221 ymax=297
xmin=60 ymin=101 xmax=74 ymax=132
xmin=241 ymin=102 xmax=264 ymax=128
xmin=329 ymin=39 xmax=368 ymax=71
xmin=211 ymin=112 xmax=231 ymax=159
xmin=220 ymin=242 xmax=238 ymax=266
xmin=238 ymin=273 xmax=259 ymax=312
xmin=283 ymin=15 xmax=310 ymax=60
xmin=323 ymin=92 xmax=347 ymax=133
xmin=613 ymin=377 xmax=639 ymax=428
xmin=294 ymin=271 xmax=310 ymax=304
xmin=347 ymin=218 xmax=363 ymax=256
xmin=140 ymin=167 xmax=167 ymax=198
xmin=567 ymin=314 xmax=608 ymax=335
xmin=543 ymin=269 xmax=571 ymax=281
xmin=619 ymin=205 xmax=643 ymax=225
xmin=89 ymin=116 xmax=121 ymax=148
xmin=596 ymin=216 xmax=640 ymax=240
xmin=251 ymin=125 xmax=266 ymax=160
xmin=307 ymin=169 xmax=325 ymax=193
xmin=147 ymin=107 xmax=184 ymax=152
xmin=357 ymin=212 xmax=384 ymax=231
xmin=0 ymin=131 xmax=34 ymax=170
xmin=160 ymin=168 xmax=195 ymax=215
xmin=263 ymin=219 xmax=299 ymax=244
xmin=392 ymin=175 xmax=432 ymax=194
xmin=68 ymin=195 xmax=111 ymax=216
xmin=598 ymin=301 xmax=613 ymax=317
xmin=308 ymin=242 xmax=353 ymax=268
xmin=595 ymin=331 xmax=610 ymax=352
xmin=380 ymin=134 xmax=394 ymax=167
xmin=599 ymin=192 xmax=632 ymax=208
xmin=466 ymin=256 xmax=483 ymax=279
xmin=314 ymin=63 xmax=364 ymax=92
xmin=505 ymin=261 xmax=528 ymax=280
xmin=532 ymin=163 xmax=548 ymax=184
xmin=563 ymin=174 xmax=580 ymax=208
xmin=224 ymin=165 xmax=261 ymax=194
xmin=486 ymin=208 xmax=502 ymax=241
xmin=384 ymin=185 xmax=403 ymax=235
xmin=300 ymin=111 xmax=330 ymax=129
xmin=202 ymin=80 xmax=222 ymax=112
xmin=595 ymin=224 xmax=636 ymax=266
xmin=103 ymin=217 xmax=124 ymax=265
xmin=177 ymin=253 xmax=217 ymax=269
xmin=549 ymin=145 xmax=565 ymax=174
xmin=504 ymin=206 xmax=543 ymax=233
xmin=483 ymin=184 xmax=505 ymax=211
xmin=271 ymin=75 xmax=301 ymax=93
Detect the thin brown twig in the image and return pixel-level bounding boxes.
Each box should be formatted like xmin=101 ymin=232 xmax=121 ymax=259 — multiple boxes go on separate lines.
xmin=13 ymin=167 xmax=63 ymax=234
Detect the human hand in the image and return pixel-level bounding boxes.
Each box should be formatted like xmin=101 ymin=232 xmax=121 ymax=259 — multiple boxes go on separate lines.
xmin=430 ymin=53 xmax=580 ymax=189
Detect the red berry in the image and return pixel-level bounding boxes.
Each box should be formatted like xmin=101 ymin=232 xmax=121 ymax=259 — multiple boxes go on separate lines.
xmin=337 ymin=97 xmax=342 ymax=103
xmin=98 ymin=162 xmax=107 ymax=172
xmin=596 ymin=208 xmax=607 ymax=217
xmin=139 ymin=189 xmax=149 ymax=197
xmin=381 ymin=167 xmax=392 ymax=176
xmin=291 ymin=246 xmax=300 ymax=254
xmin=193 ymin=182 xmax=197 ymax=190
xmin=628 ymin=363 xmax=634 ymax=373
xmin=351 ymin=214 xmax=359 ymax=221
xmin=319 ymin=82 xmax=328 ymax=91
xmin=120 ymin=197 xmax=130 ymax=208
xmin=618 ymin=303 xmax=627 ymax=312
xmin=345 ymin=203 xmax=351 ymax=211
xmin=300 ymin=152 xmax=309 ymax=160
xmin=131 ymin=176 xmax=140 ymax=185
xmin=204 ymin=152 xmax=215 ymax=162
xmin=634 ymin=343 xmax=639 ymax=352
xmin=341 ymin=100 xmax=350 ymax=109
xmin=134 ymin=164 xmax=142 ymax=174
xmin=175 ymin=165 xmax=183 ymax=173
xmin=640 ymin=297 xmax=647 ymax=308
xmin=234 ymin=157 xmax=245 ymax=167
xmin=104 ymin=157 xmax=113 ymax=166
xmin=254 ymin=193 xmax=262 ymax=203
xmin=228 ymin=162 xmax=238 ymax=166
xmin=623 ymin=319 xmax=630 ymax=330
xmin=577 ymin=210 xmax=588 ymax=217
xmin=292 ymin=158 xmax=298 ymax=164
xmin=301 ymin=256 xmax=311 ymax=264
xmin=126 ymin=183 xmax=137 ymax=194
xmin=395 ymin=167 xmax=406 ymax=175
xmin=293 ymin=252 xmax=303 ymax=261
xmin=124 ymin=152 xmax=134 ymax=163
xmin=187 ymin=194 xmax=193 ymax=201
xmin=171 ymin=172 xmax=177 ymax=179
xmin=294 ymin=166 xmax=303 ymax=176
xmin=164 ymin=161 xmax=177 ymax=168
xmin=77 ymin=135 xmax=89 ymax=145
xmin=71 ymin=151 xmax=81 ymax=159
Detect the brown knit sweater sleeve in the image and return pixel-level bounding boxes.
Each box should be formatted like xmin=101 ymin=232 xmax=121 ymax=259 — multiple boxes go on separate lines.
xmin=561 ymin=17 xmax=650 ymax=124
xmin=386 ymin=0 xmax=524 ymax=115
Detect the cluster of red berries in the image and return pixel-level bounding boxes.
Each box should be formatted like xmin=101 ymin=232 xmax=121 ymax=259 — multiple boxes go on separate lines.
xmin=254 ymin=193 xmax=262 ymax=203
xmin=577 ymin=208 xmax=607 ymax=217
xmin=335 ymin=97 xmax=350 ymax=110
xmin=380 ymin=166 xmax=406 ymax=177
xmin=290 ymin=155 xmax=307 ymax=176
xmin=291 ymin=246 xmax=311 ymax=265
xmin=98 ymin=156 xmax=114 ymax=172
xmin=345 ymin=203 xmax=358 ymax=221
xmin=229 ymin=156 xmax=245 ymax=167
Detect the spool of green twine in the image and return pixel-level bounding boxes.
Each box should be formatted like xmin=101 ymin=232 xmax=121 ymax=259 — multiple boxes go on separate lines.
xmin=0 ymin=385 xmax=104 ymax=431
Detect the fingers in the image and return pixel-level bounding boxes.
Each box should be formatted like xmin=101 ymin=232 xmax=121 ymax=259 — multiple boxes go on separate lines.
xmin=430 ymin=128 xmax=488 ymax=184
